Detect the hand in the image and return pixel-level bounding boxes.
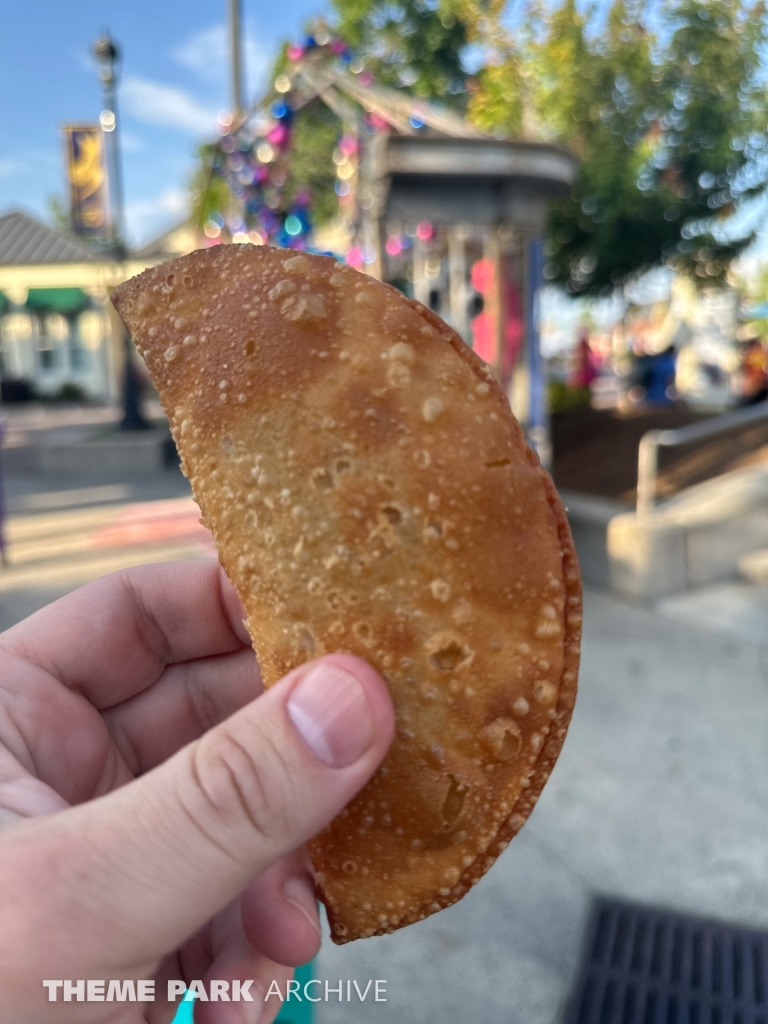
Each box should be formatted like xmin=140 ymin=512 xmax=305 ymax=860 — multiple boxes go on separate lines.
xmin=0 ymin=561 xmax=395 ymax=1024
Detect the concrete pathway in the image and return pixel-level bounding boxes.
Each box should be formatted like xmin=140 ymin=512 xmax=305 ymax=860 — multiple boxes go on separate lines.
xmin=0 ymin=470 xmax=206 ymax=632
xmin=658 ymin=580 xmax=768 ymax=647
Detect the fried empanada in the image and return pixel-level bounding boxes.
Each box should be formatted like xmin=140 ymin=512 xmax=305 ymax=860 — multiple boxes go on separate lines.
xmin=112 ymin=246 xmax=581 ymax=943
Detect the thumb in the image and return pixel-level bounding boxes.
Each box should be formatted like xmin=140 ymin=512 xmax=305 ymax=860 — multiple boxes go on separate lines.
xmin=2 ymin=654 xmax=394 ymax=967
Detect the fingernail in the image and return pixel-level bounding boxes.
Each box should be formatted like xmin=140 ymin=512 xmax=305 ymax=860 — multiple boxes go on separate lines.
xmin=287 ymin=661 xmax=374 ymax=767
xmin=284 ymin=875 xmax=321 ymax=936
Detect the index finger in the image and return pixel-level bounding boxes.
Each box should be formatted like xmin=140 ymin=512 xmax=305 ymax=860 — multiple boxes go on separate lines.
xmin=0 ymin=560 xmax=251 ymax=709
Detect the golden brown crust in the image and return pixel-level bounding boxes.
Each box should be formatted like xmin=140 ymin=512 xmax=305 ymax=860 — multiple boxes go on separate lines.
xmin=112 ymin=245 xmax=581 ymax=943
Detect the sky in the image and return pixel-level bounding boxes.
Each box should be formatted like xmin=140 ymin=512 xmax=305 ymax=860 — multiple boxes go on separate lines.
xmin=0 ymin=0 xmax=327 ymax=247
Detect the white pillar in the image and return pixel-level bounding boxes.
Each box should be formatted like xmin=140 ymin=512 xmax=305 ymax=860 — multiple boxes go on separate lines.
xmin=448 ymin=225 xmax=468 ymax=342
xmin=413 ymin=236 xmax=429 ymax=307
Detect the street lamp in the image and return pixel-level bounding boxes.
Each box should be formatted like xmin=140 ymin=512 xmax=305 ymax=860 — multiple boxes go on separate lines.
xmin=92 ymin=32 xmax=148 ymax=430
xmin=93 ymin=33 xmax=124 ymax=256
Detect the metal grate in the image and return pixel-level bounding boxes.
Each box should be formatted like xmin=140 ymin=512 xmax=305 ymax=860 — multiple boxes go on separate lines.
xmin=564 ymin=897 xmax=768 ymax=1024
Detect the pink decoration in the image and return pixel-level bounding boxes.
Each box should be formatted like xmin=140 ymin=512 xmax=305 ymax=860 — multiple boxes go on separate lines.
xmin=358 ymin=71 xmax=373 ymax=86
xmin=470 ymin=257 xmax=494 ymax=294
xmin=369 ymin=113 xmax=390 ymax=132
xmin=385 ymin=236 xmax=402 ymax=256
xmin=339 ymin=135 xmax=357 ymax=155
xmin=267 ymin=124 xmax=289 ymax=147
xmin=287 ymin=44 xmax=304 ymax=61
xmin=346 ymin=247 xmax=364 ymax=267
xmin=415 ymin=220 xmax=433 ymax=241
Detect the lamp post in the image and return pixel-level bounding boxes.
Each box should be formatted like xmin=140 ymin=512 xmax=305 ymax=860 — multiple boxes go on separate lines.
xmin=92 ymin=32 xmax=148 ymax=430
xmin=229 ymin=0 xmax=245 ymax=119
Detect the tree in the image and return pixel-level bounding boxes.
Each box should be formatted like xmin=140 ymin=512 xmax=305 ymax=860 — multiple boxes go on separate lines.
xmin=331 ymin=0 xmax=472 ymax=107
xmin=482 ymin=0 xmax=768 ymax=295
xmin=47 ymin=195 xmax=73 ymax=234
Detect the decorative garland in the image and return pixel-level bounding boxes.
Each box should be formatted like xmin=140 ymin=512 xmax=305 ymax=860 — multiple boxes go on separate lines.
xmin=201 ymin=24 xmax=430 ymax=264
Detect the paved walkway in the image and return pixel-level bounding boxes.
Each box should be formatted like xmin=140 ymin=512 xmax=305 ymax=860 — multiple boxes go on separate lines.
xmin=0 ymin=470 xmax=207 ymax=631
xmin=2 ymin=472 xmax=768 ymax=1023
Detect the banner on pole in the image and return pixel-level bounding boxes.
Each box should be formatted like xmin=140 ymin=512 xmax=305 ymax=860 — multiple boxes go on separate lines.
xmin=62 ymin=125 xmax=109 ymax=236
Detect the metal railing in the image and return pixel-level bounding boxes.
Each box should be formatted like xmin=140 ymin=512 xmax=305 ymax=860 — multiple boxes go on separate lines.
xmin=636 ymin=401 xmax=768 ymax=517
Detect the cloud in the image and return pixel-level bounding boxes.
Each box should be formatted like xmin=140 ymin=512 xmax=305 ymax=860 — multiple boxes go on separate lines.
xmin=172 ymin=24 xmax=228 ymax=82
xmin=120 ymin=131 xmax=144 ymax=153
xmin=122 ymin=76 xmax=218 ymax=134
xmin=0 ymin=158 xmax=27 ymax=178
xmin=171 ymin=22 xmax=270 ymax=101
xmin=126 ymin=188 xmax=188 ymax=243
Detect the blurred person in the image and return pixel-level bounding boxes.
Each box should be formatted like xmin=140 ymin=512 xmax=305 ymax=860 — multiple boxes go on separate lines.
xmin=632 ymin=344 xmax=677 ymax=405
xmin=567 ymin=327 xmax=600 ymax=391
xmin=733 ymin=336 xmax=768 ymax=405
xmin=0 ymin=560 xmax=395 ymax=1024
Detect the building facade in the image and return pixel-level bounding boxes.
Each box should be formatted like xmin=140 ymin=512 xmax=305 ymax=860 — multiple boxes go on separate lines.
xmin=0 ymin=211 xmax=154 ymax=401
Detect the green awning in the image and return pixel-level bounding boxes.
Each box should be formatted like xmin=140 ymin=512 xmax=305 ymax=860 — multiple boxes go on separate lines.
xmin=26 ymin=288 xmax=89 ymax=315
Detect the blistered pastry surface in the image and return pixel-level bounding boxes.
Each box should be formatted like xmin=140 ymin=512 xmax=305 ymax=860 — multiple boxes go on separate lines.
xmin=112 ymin=245 xmax=581 ymax=942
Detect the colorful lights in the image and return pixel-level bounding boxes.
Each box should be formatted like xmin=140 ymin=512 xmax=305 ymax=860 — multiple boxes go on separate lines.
xmin=203 ymin=23 xmax=434 ymax=263
xmin=217 ymin=110 xmax=234 ymax=136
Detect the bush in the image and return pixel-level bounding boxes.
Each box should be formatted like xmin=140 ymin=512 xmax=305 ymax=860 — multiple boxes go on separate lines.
xmin=54 ymin=381 xmax=87 ymax=402
xmin=547 ymin=380 xmax=592 ymax=413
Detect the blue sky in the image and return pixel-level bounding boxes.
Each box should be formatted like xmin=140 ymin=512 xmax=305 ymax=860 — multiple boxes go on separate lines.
xmin=0 ymin=0 xmax=327 ymax=247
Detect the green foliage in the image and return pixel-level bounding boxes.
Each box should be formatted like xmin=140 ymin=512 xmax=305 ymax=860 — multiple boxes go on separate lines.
xmin=468 ymin=56 xmax=525 ymax=136
xmin=469 ymin=0 xmax=768 ymax=295
xmin=284 ymin=101 xmax=341 ymax=225
xmin=189 ymin=144 xmax=231 ymax=229
xmin=54 ymin=381 xmax=88 ymax=403
xmin=548 ymin=380 xmax=592 ymax=412
xmin=47 ymin=194 xmax=72 ymax=234
xmin=539 ymin=0 xmax=674 ymax=293
xmin=331 ymin=0 xmax=471 ymax=106
xmin=656 ymin=0 xmax=768 ymax=280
